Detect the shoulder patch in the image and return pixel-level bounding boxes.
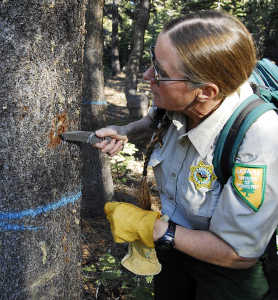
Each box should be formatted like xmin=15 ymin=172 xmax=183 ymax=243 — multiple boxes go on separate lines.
xmin=232 ymin=163 xmax=267 ymax=211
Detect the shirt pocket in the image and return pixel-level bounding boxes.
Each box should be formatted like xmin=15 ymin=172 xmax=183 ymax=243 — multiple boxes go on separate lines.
xmin=178 ymin=180 xmax=222 ymax=231
xmin=148 ymin=146 xmax=166 ymax=192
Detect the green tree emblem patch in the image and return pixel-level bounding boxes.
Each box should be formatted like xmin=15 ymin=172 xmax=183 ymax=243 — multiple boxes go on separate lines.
xmin=240 ymin=171 xmax=256 ymax=197
xmin=232 ymin=163 xmax=267 ymax=212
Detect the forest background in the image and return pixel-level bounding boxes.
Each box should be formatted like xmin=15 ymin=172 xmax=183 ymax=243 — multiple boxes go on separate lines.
xmin=1 ymin=1 xmax=278 ymax=299
xmin=103 ymin=0 xmax=278 ymax=77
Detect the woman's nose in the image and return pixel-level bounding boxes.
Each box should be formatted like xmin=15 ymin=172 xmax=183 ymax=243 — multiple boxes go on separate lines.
xmin=143 ymin=67 xmax=156 ymax=84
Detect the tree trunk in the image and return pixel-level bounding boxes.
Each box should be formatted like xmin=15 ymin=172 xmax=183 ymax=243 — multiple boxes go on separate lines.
xmin=125 ymin=0 xmax=150 ymax=121
xmin=111 ymin=0 xmax=121 ymax=76
xmin=0 ymin=1 xmax=85 ymax=299
xmin=81 ymin=0 xmax=114 ymax=218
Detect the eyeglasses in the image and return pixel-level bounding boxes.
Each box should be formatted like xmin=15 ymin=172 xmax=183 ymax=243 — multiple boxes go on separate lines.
xmin=149 ymin=45 xmax=189 ymax=87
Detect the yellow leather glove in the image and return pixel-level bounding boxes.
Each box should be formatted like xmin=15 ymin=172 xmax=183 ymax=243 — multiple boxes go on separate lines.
xmin=104 ymin=202 xmax=160 ymax=248
xmin=121 ymin=240 xmax=161 ymax=276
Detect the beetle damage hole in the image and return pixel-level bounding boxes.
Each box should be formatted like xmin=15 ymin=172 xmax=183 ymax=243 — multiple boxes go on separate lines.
xmin=49 ymin=112 xmax=69 ymax=148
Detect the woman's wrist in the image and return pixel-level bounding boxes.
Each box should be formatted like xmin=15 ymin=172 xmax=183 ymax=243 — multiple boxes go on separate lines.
xmin=153 ymin=219 xmax=169 ymax=242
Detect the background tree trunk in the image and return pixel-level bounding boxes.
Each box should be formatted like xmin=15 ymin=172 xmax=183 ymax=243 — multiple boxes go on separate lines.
xmin=111 ymin=0 xmax=121 ymax=76
xmin=81 ymin=0 xmax=114 ymax=218
xmin=0 ymin=1 xmax=85 ymax=299
xmin=124 ymin=0 xmax=150 ymax=121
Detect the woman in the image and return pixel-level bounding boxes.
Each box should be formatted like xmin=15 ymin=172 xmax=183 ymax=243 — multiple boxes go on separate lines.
xmin=96 ymin=10 xmax=278 ymax=299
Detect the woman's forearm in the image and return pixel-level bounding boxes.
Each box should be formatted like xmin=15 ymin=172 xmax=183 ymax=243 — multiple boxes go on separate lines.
xmin=125 ymin=114 xmax=155 ymax=142
xmin=153 ymin=219 xmax=259 ymax=269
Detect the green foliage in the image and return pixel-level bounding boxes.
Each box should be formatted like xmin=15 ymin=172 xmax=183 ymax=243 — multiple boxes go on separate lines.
xmin=98 ymin=253 xmax=120 ymax=271
xmin=83 ymin=253 xmax=154 ymax=299
xmin=182 ymin=0 xmax=278 ymax=62
xmin=243 ymin=0 xmax=278 ymax=61
xmin=110 ymin=143 xmax=140 ymax=183
xmin=145 ymin=275 xmax=154 ymax=283
xmin=83 ymin=264 xmax=97 ymax=273
xmin=127 ymin=285 xmax=154 ymax=300
xmin=104 ymin=0 xmax=138 ymax=73
xmin=104 ymin=0 xmax=278 ymax=74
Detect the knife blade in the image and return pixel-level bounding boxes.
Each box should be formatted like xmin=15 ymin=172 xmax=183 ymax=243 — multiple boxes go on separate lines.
xmin=60 ymin=131 xmax=112 ymax=145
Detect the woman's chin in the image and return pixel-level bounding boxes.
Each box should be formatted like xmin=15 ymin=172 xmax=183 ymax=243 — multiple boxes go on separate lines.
xmin=153 ymin=96 xmax=163 ymax=108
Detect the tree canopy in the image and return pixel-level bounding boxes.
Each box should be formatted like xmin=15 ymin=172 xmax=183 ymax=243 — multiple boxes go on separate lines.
xmin=103 ymin=0 xmax=278 ymax=75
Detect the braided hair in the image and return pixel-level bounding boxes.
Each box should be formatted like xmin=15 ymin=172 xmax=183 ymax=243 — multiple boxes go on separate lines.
xmin=138 ymin=114 xmax=171 ymax=210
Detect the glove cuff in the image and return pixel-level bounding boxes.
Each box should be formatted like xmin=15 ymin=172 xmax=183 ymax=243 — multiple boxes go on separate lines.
xmin=121 ymin=241 xmax=162 ymax=276
xmin=138 ymin=211 xmax=160 ymax=248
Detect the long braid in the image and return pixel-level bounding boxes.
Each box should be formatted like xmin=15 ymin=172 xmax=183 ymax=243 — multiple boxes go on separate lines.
xmin=138 ymin=114 xmax=171 ymax=210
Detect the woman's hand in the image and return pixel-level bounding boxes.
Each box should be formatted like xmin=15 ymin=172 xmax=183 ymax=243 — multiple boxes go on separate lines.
xmin=94 ymin=114 xmax=155 ymax=156
xmin=94 ymin=125 xmax=128 ymax=157
xmin=104 ymin=202 xmax=161 ymax=248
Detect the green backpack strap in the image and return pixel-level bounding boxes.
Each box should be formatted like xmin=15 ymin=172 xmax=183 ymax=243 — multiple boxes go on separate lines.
xmin=213 ymin=94 xmax=260 ymax=185
xmin=213 ymin=95 xmax=277 ymax=185
xmin=228 ymin=100 xmax=277 ymax=171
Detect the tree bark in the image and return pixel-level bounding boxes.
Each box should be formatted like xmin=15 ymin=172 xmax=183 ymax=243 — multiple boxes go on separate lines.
xmin=111 ymin=0 xmax=121 ymax=76
xmin=81 ymin=0 xmax=114 ymax=218
xmin=0 ymin=1 xmax=85 ymax=299
xmin=125 ymin=0 xmax=150 ymax=121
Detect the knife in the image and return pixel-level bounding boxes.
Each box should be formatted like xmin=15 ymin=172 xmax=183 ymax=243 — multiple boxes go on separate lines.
xmin=60 ymin=131 xmax=112 ymax=145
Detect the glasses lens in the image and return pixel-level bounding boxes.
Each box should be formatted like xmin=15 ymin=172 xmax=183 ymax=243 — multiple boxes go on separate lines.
xmin=149 ymin=46 xmax=160 ymax=87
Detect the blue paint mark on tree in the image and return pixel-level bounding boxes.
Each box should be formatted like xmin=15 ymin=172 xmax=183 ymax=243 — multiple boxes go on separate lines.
xmin=0 ymin=223 xmax=43 ymax=231
xmin=0 ymin=189 xmax=82 ymax=231
xmin=82 ymin=98 xmax=107 ymax=105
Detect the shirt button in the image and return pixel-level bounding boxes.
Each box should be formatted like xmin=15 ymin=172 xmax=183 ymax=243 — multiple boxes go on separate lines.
xmin=171 ymin=172 xmax=176 ymax=177
xmin=168 ymin=197 xmax=174 ymax=201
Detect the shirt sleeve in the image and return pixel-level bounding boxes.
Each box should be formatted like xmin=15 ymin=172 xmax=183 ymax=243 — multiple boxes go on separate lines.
xmin=210 ymin=110 xmax=278 ymax=258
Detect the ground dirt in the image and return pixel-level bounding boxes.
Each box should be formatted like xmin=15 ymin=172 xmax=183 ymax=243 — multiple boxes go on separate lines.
xmin=82 ymin=74 xmax=161 ymax=300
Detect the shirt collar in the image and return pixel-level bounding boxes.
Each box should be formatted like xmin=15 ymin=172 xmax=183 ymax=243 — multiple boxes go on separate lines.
xmin=169 ymin=82 xmax=254 ymax=158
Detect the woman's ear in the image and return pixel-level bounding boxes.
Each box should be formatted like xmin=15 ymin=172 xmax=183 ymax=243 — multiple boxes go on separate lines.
xmin=196 ymin=83 xmax=220 ymax=102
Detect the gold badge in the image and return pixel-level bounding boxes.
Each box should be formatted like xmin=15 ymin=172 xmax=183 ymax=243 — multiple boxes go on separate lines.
xmin=189 ymin=161 xmax=217 ymax=190
xmin=232 ymin=163 xmax=267 ymax=212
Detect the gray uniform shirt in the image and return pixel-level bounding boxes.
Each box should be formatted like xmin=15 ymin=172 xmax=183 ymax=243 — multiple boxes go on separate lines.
xmin=148 ymin=82 xmax=278 ymax=258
